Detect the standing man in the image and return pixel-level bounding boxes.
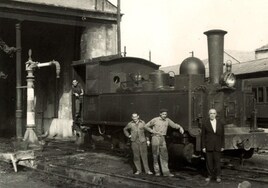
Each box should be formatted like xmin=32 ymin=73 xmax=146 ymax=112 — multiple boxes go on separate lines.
xmin=123 ymin=113 xmax=153 ymax=175
xmin=72 ymin=80 xmax=84 ymax=119
xmin=145 ymin=108 xmax=184 ymax=177
xmin=201 ymin=108 xmax=225 ymax=183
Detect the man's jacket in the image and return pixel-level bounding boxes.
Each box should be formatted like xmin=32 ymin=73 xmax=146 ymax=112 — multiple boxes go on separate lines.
xmin=201 ymin=119 xmax=225 ymax=152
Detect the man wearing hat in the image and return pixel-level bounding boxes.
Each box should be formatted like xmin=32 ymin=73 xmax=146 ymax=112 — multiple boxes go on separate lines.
xmin=145 ymin=108 xmax=184 ymax=177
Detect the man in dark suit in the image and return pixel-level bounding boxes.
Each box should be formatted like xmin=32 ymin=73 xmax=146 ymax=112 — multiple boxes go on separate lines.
xmin=201 ymin=108 xmax=225 ymax=183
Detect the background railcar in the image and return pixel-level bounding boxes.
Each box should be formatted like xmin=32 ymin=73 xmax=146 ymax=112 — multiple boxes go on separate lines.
xmin=72 ymin=30 xmax=268 ymax=162
xmin=243 ymin=77 xmax=268 ymax=127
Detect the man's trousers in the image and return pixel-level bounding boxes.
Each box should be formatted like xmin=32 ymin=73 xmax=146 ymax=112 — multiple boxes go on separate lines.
xmin=151 ymin=135 xmax=170 ymax=175
xmin=131 ymin=140 xmax=150 ymax=173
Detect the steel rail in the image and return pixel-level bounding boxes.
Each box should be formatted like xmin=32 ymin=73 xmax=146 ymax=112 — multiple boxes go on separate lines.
xmin=222 ymin=166 xmax=268 ymax=184
xmin=33 ymin=162 xmax=189 ymax=188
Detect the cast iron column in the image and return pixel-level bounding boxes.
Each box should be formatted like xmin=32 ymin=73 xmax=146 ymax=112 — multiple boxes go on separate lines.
xmin=24 ymin=52 xmax=39 ymax=146
xmin=16 ymin=23 xmax=22 ymax=139
xmin=23 ymin=50 xmax=60 ymax=147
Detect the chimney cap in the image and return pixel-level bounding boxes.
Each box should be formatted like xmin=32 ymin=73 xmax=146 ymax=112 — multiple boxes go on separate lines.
xmin=204 ymin=29 xmax=227 ymax=36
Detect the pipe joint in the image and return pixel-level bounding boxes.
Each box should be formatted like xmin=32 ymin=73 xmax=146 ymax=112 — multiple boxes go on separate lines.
xmin=51 ymin=60 xmax=60 ymax=78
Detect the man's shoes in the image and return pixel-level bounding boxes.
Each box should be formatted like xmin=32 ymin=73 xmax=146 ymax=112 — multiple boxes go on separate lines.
xmin=216 ymin=177 xmax=221 ymax=183
xmin=146 ymin=171 xmax=153 ymax=175
xmin=134 ymin=171 xmax=141 ymax=175
xmin=164 ymin=173 xmax=174 ymax=177
xmin=205 ymin=177 xmax=211 ymax=182
xmin=155 ymin=173 xmax=161 ymax=176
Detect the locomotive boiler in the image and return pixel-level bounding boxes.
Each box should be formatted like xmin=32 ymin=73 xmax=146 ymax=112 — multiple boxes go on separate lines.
xmin=72 ymin=30 xmax=268 ymax=162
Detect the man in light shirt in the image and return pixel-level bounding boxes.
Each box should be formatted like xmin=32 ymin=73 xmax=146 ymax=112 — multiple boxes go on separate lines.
xmin=201 ymin=109 xmax=225 ymax=183
xmin=145 ymin=108 xmax=184 ymax=177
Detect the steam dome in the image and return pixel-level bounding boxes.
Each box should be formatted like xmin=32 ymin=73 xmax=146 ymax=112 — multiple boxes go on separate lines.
xmin=179 ymin=57 xmax=205 ymax=75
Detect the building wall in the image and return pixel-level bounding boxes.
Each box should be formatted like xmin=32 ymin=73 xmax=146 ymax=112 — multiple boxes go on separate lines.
xmin=11 ymin=0 xmax=117 ymax=12
xmin=255 ymin=49 xmax=268 ymax=60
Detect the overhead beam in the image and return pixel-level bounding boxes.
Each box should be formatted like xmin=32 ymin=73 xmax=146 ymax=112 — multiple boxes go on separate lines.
xmin=0 ymin=1 xmax=118 ymax=26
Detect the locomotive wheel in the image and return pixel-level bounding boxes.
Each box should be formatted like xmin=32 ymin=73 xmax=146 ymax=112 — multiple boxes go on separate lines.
xmin=242 ymin=148 xmax=254 ymax=159
xmin=168 ymin=143 xmax=194 ymax=163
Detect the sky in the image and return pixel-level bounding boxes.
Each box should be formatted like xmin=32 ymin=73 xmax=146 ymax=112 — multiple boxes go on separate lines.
xmin=109 ymin=0 xmax=268 ymax=67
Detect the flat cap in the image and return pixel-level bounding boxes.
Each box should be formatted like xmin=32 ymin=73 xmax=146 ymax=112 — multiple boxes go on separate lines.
xmin=160 ymin=108 xmax=168 ymax=113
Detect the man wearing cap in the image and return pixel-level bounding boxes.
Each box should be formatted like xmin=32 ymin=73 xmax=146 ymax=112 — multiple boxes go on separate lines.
xmin=124 ymin=113 xmax=153 ymax=175
xmin=72 ymin=80 xmax=84 ymax=120
xmin=145 ymin=108 xmax=184 ymax=177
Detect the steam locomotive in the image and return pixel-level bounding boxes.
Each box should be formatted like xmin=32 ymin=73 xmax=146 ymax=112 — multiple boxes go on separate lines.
xmin=72 ymin=30 xmax=268 ymax=162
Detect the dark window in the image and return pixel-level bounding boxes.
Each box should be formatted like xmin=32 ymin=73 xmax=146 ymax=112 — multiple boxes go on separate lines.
xmin=252 ymin=87 xmax=257 ymax=100
xmin=258 ymin=87 xmax=264 ymax=103
xmin=266 ymin=87 xmax=268 ymax=102
xmin=113 ymin=76 xmax=120 ymax=84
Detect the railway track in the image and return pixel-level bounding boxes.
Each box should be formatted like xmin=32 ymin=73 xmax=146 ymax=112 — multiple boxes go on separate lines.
xmin=32 ymin=162 xmax=191 ymax=188
xmin=222 ymin=165 xmax=268 ymax=184
xmin=33 ymin=141 xmax=201 ymax=188
xmin=20 ymin=139 xmax=268 ymax=187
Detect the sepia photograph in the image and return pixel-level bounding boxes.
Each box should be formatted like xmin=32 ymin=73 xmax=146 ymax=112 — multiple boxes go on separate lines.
xmin=0 ymin=0 xmax=267 ymax=187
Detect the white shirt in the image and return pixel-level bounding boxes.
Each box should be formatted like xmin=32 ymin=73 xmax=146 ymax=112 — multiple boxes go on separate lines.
xmin=210 ymin=119 xmax=217 ymax=133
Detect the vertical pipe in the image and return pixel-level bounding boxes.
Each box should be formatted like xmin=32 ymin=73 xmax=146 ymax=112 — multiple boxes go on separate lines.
xmin=15 ymin=23 xmax=22 ymax=139
xmin=24 ymin=68 xmax=39 ymax=146
xmin=102 ymin=0 xmax=104 ymax=11
xmin=204 ymin=30 xmax=227 ymax=84
xmin=123 ymin=46 xmax=126 ymax=57
xmin=149 ymin=50 xmax=151 ymax=61
xmin=54 ymin=78 xmax=59 ymax=118
xmin=26 ymin=71 xmax=35 ymax=128
xmin=117 ymin=0 xmax=121 ymax=55
xmin=94 ymin=0 xmax=97 ymax=10
xmin=188 ymin=75 xmax=192 ymax=130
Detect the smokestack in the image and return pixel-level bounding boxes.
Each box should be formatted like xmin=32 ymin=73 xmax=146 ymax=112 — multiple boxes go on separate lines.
xmin=204 ymin=29 xmax=227 ymax=84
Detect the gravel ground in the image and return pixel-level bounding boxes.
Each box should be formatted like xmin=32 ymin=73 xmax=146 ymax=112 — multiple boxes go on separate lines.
xmin=0 ymin=161 xmax=54 ymax=188
xmin=0 ymin=138 xmax=268 ymax=188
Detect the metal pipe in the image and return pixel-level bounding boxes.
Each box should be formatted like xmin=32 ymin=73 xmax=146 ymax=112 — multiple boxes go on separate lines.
xmin=123 ymin=46 xmax=126 ymax=57
xmin=37 ymin=60 xmax=60 ymax=78
xmin=188 ymin=75 xmax=192 ymax=130
xmin=204 ymin=30 xmax=227 ymax=84
xmin=36 ymin=60 xmax=60 ymax=118
xmin=15 ymin=23 xmax=22 ymax=139
xmin=23 ymin=50 xmax=60 ymax=147
xmin=117 ymin=0 xmax=121 ymax=55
